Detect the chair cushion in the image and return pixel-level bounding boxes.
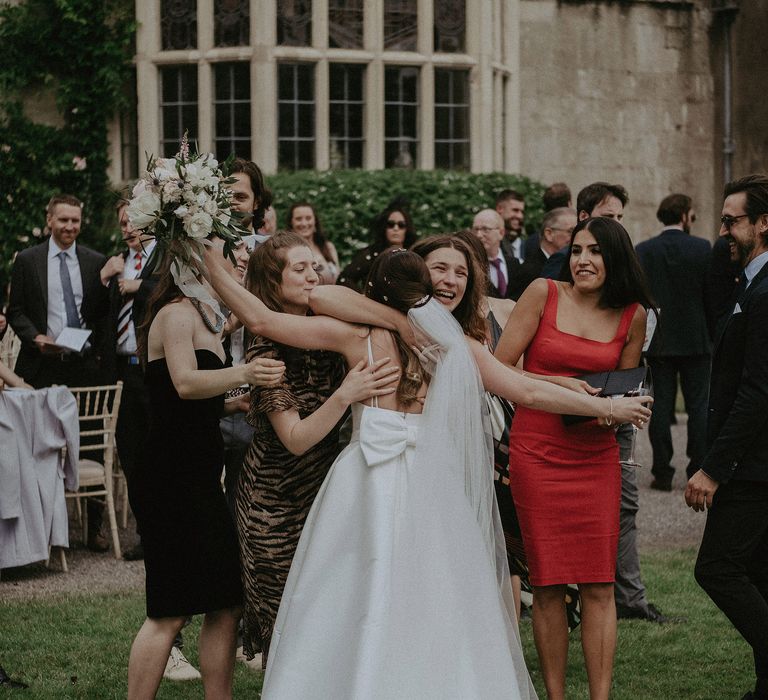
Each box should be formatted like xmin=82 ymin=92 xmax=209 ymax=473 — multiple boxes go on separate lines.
xmin=77 ymin=459 xmax=107 ymax=486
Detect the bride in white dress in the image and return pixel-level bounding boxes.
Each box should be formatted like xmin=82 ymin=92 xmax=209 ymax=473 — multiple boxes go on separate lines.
xmin=202 ymin=245 xmax=652 ymax=700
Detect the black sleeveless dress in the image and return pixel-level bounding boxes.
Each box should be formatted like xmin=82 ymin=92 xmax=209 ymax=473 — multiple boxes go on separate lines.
xmin=128 ymin=349 xmax=242 ymax=618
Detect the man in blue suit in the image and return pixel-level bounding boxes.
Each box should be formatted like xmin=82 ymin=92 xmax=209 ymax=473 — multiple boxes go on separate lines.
xmin=687 ymin=174 xmax=768 ymax=700
xmin=636 ymin=194 xmax=711 ymax=491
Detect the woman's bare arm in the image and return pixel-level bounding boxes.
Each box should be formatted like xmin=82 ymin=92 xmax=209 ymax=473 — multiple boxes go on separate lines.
xmin=157 ymin=305 xmax=285 ymax=400
xmin=472 ymin=338 xmax=652 ymax=425
xmin=201 ymin=244 xmax=358 ymax=354
xmin=267 ymin=357 xmax=399 ymax=456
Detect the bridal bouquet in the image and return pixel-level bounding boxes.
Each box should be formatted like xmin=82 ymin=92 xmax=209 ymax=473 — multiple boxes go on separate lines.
xmin=127 ymin=134 xmax=248 ymax=260
xmin=126 ymin=133 xmax=248 ymax=320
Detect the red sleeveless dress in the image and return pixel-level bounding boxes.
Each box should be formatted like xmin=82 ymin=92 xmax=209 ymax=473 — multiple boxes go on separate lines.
xmin=508 ymin=279 xmax=638 ymax=586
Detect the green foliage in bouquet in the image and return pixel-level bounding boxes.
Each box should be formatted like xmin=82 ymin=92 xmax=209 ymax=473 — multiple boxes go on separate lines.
xmin=267 ymin=170 xmax=546 ymax=264
xmin=0 ymin=0 xmax=135 ymax=295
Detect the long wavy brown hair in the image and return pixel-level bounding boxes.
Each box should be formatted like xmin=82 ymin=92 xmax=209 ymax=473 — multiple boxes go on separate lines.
xmin=243 ymin=230 xmax=309 ymax=312
xmin=136 ymin=245 xmax=185 ymax=367
xmin=410 ymin=234 xmax=487 ymax=343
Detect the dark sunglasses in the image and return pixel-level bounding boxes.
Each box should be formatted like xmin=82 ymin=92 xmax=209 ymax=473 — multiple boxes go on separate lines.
xmin=720 ymin=213 xmax=749 ymax=230
xmin=386 ymin=220 xmax=407 ymax=229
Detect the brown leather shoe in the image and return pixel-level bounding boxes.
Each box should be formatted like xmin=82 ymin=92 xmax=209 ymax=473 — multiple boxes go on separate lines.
xmin=87 ymin=532 xmax=110 ymax=553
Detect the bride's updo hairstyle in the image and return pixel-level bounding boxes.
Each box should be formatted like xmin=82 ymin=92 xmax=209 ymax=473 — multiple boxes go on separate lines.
xmin=245 ymin=230 xmax=309 ymax=312
xmin=364 ymin=248 xmax=433 ymax=312
xmin=365 ymin=249 xmax=433 ymax=406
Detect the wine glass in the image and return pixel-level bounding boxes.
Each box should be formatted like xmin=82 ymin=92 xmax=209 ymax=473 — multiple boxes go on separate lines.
xmin=620 ymin=369 xmax=653 ymax=468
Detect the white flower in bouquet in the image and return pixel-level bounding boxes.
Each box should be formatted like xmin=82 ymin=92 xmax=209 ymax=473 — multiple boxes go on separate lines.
xmin=185 ymin=211 xmax=214 ymax=239
xmin=126 ymin=131 xmax=250 ymax=330
xmin=162 ymin=179 xmax=183 ymax=202
xmin=127 ymin=190 xmax=162 ymax=229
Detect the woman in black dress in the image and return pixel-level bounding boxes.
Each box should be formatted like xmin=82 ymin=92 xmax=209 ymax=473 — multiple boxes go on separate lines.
xmin=126 ymin=240 xmax=285 ymax=699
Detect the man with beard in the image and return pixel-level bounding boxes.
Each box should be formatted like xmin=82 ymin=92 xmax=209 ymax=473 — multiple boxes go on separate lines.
xmin=687 ymin=174 xmax=768 ymax=700
xmin=495 ymin=189 xmax=526 ymax=262
xmin=636 ymin=194 xmax=711 ymax=492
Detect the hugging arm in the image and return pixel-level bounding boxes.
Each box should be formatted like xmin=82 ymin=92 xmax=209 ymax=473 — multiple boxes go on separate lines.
xmin=268 ymin=357 xmax=399 ymax=456
xmin=471 ymin=339 xmax=651 ymax=426
xmin=202 ymin=245 xmax=356 ymax=354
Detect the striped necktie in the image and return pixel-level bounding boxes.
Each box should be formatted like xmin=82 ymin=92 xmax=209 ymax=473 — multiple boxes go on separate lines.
xmin=116 ymin=252 xmax=142 ymax=348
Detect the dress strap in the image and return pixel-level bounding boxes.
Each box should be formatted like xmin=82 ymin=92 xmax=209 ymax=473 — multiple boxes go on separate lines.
xmin=366 ymin=330 xmax=378 ymax=408
xmin=540 ymin=279 xmax=560 ymax=327
xmin=616 ymin=302 xmax=640 ymax=340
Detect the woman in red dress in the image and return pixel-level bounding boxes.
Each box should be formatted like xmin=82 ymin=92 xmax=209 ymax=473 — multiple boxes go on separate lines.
xmin=495 ymin=217 xmax=655 ymax=700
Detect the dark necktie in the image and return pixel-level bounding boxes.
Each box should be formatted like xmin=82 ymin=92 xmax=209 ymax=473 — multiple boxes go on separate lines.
xmin=489 ymin=258 xmax=507 ymax=297
xmin=58 ymin=251 xmax=81 ymax=328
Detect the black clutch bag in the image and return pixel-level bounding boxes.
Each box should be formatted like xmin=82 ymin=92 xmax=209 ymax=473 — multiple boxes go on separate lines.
xmin=561 ymin=366 xmax=648 ymax=426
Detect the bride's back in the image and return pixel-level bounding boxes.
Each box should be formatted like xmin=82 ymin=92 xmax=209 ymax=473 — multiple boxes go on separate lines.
xmin=358 ymin=326 xmax=426 ymax=414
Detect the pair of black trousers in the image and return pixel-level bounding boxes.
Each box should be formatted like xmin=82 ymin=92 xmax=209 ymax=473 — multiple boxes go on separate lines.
xmin=695 ymin=479 xmax=768 ymax=684
xmin=647 ymin=354 xmax=710 ymax=483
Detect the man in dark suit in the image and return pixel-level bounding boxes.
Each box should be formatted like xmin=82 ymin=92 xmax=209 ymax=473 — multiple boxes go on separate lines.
xmin=495 ymin=189 xmax=526 ymax=262
xmin=99 ymin=199 xmax=158 ymax=560
xmin=636 ymin=194 xmax=712 ymax=491
xmin=8 ymin=193 xmax=109 ymax=550
xmin=508 ymin=207 xmax=576 ymax=300
xmin=471 ymin=208 xmax=519 ymax=298
xmin=541 ymin=182 xmax=628 ymax=279
xmin=8 ymin=194 xmax=108 ymax=389
xmin=687 ymin=174 xmax=768 ymax=700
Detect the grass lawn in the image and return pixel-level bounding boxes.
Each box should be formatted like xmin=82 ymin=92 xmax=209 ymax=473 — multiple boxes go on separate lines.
xmin=0 ymin=548 xmax=753 ymax=698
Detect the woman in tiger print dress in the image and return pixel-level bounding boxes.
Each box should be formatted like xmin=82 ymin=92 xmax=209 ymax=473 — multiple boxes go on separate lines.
xmin=235 ymin=232 xmax=398 ymax=668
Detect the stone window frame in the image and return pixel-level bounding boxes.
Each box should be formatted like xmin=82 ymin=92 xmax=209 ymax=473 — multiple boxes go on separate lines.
xmin=133 ymin=0 xmax=519 ymax=175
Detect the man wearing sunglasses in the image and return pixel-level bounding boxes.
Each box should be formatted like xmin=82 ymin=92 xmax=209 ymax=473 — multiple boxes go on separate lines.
xmin=635 ymin=193 xmax=711 ymax=494
xmin=686 ymin=174 xmax=768 ymax=700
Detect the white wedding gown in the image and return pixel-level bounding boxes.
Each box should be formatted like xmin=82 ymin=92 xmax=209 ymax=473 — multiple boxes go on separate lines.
xmin=262 ymin=301 xmax=537 ymax=700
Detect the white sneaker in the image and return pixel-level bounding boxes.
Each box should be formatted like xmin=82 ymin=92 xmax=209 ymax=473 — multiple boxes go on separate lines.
xmin=235 ymin=645 xmax=263 ymax=672
xmin=163 ymin=646 xmax=201 ymax=681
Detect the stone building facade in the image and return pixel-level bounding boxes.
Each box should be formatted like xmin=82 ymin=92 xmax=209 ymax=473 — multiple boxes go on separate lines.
xmin=109 ymin=0 xmax=764 ymax=242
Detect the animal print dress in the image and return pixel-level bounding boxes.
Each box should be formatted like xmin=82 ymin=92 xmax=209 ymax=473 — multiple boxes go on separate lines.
xmin=235 ymin=334 xmax=346 ymax=666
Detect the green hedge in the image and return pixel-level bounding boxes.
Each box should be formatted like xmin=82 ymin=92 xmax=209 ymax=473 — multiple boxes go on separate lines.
xmin=267 ymin=170 xmax=546 ymax=265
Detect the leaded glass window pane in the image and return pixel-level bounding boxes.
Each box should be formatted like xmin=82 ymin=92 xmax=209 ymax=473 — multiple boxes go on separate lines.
xmin=278 ymin=63 xmax=315 ymax=170
xmin=160 ymin=65 xmax=199 ymax=157
xmin=384 ymin=66 xmax=419 ymax=169
xmin=329 ymin=63 xmax=364 ymax=168
xmin=214 ymin=62 xmax=251 ymax=161
xmin=434 ymin=68 xmax=469 ymax=169
xmin=434 ymin=0 xmax=465 ymax=53
xmin=214 ymin=0 xmax=249 ymax=47
xmin=277 ymin=0 xmax=312 ymax=47
xmin=328 ymin=0 xmax=363 ymax=49
xmin=384 ymin=0 xmax=417 ymax=51
xmin=161 ymin=0 xmax=197 ymax=50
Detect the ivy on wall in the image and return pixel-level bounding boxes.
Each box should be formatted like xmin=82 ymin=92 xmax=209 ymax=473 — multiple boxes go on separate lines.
xmin=0 ymin=0 xmax=135 ymax=297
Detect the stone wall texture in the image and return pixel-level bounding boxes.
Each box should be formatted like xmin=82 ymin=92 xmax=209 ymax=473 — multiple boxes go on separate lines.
xmin=519 ymin=0 xmax=718 ymax=243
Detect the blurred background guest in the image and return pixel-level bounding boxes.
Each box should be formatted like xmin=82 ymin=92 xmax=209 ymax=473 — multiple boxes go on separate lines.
xmin=337 ymin=198 xmax=417 ymax=291
xmin=286 ymin=202 xmax=339 ymax=284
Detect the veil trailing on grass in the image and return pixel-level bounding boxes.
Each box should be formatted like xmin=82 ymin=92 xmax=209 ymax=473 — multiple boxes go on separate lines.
xmin=408 ymin=299 xmax=537 ymax=700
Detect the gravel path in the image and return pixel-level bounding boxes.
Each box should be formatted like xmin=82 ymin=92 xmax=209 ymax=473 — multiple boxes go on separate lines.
xmin=0 ymin=416 xmax=705 ymax=602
